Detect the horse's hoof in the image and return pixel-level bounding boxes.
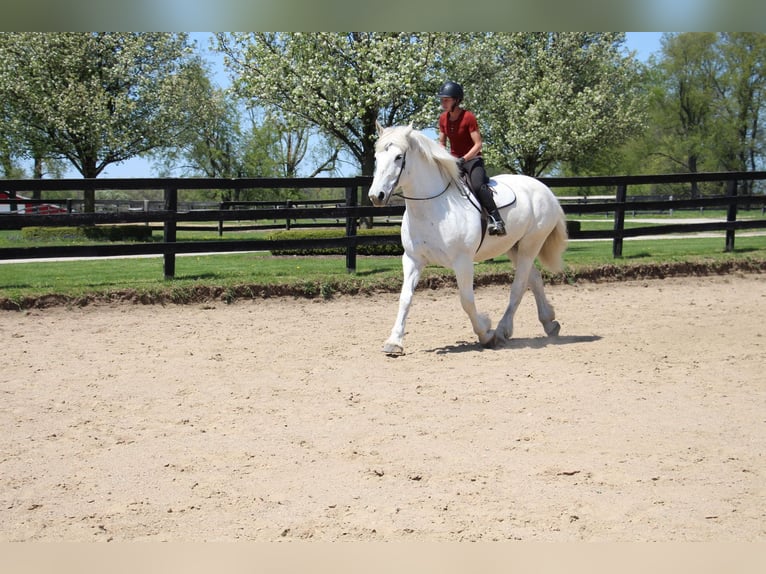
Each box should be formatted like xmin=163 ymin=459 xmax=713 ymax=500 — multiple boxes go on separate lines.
xmin=546 ymin=321 xmax=561 ymax=337
xmin=382 ymin=343 xmax=404 ymax=356
xmin=479 ymin=330 xmax=496 ymax=348
xmin=482 ymin=330 xmax=507 ymax=349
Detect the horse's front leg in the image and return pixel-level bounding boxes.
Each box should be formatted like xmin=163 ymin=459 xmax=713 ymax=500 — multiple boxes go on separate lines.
xmin=382 ymin=253 xmax=423 ymax=355
xmin=453 ymin=257 xmax=494 ymax=347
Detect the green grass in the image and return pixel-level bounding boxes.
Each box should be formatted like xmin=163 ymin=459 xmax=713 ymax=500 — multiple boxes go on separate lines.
xmin=1 ymin=232 xmax=764 ymax=307
xmin=571 ymin=209 xmax=765 ymax=231
xmin=0 ymin=227 xmax=274 ymax=248
xmin=567 ymin=235 xmax=766 ymax=264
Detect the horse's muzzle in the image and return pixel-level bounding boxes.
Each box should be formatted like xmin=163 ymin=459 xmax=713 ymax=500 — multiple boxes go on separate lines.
xmin=368 ymin=190 xmax=389 ymax=207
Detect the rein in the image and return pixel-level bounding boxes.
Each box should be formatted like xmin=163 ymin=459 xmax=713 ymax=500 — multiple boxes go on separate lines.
xmin=390 ymin=151 xmax=454 ymax=201
xmin=393 ymin=179 xmax=452 ymax=201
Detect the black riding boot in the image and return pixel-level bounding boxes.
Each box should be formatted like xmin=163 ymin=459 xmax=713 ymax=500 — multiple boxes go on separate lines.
xmin=477 ymin=184 xmax=506 ymax=236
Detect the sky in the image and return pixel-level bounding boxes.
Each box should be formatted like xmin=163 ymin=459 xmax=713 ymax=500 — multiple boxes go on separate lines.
xmin=54 ymin=32 xmax=665 ymax=180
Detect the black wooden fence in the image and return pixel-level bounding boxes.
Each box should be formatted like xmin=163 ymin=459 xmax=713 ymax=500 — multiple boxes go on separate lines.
xmin=1 ymin=172 xmax=765 ymax=278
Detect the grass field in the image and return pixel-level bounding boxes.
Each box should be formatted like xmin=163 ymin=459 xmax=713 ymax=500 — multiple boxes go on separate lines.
xmin=1 ymin=223 xmax=764 ymax=307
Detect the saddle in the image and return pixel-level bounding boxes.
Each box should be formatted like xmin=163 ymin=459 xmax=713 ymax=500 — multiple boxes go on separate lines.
xmin=458 ymin=174 xmax=516 ymax=216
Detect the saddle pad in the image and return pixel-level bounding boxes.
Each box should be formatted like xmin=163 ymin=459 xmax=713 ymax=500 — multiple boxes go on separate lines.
xmin=488 ymin=177 xmax=516 ymax=208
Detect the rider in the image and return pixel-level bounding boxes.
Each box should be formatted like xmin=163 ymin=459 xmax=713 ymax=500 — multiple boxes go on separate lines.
xmin=437 ymin=80 xmax=506 ymax=236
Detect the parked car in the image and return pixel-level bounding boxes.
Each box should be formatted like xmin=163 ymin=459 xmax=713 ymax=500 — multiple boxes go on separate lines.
xmin=0 ymin=191 xmax=68 ymax=214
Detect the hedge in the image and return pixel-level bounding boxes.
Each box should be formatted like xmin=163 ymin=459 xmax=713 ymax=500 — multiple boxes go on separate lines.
xmin=21 ymin=225 xmax=153 ymax=242
xmin=268 ymin=227 xmax=403 ymax=256
xmin=269 ymin=222 xmax=580 ymax=256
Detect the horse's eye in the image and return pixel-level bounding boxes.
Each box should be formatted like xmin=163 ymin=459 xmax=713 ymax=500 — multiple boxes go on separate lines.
xmin=395 ymin=154 xmax=403 ymax=162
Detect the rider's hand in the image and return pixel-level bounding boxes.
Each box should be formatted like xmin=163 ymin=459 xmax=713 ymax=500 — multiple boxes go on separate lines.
xmin=456 ymin=157 xmax=466 ymax=173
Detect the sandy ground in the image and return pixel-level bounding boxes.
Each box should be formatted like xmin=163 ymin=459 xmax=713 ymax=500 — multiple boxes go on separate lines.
xmin=1 ymin=273 xmax=764 ymax=541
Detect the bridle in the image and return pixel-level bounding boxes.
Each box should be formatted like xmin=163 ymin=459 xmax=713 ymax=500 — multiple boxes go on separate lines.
xmin=384 ymin=144 xmax=453 ymax=202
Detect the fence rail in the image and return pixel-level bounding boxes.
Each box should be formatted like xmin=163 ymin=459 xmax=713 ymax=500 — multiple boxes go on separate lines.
xmin=1 ymin=172 xmax=765 ymax=277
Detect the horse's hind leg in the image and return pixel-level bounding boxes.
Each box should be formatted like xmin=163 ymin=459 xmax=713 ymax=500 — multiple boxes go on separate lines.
xmin=496 ymin=243 xmax=559 ymax=344
xmin=528 ymin=265 xmax=560 ymax=336
xmin=494 ymin=241 xmax=541 ymax=345
xmin=383 ymin=253 xmax=423 ymax=355
xmin=494 ymin=248 xmax=526 ymax=344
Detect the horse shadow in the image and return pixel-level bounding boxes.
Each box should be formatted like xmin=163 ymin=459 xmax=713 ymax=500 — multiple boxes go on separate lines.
xmin=425 ymin=334 xmax=602 ymax=355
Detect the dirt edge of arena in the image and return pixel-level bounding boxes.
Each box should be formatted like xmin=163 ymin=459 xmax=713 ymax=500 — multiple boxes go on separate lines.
xmin=3 ymin=258 xmax=765 ymax=311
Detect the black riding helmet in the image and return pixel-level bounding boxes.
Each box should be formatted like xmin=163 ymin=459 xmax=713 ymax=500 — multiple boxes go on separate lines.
xmin=437 ymin=80 xmax=464 ymax=100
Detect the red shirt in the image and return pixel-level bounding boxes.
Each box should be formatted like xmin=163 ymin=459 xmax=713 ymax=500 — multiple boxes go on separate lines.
xmin=439 ymin=109 xmax=480 ymax=158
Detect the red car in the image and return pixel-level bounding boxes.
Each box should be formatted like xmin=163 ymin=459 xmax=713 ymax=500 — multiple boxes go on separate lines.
xmin=0 ymin=191 xmax=68 ymax=214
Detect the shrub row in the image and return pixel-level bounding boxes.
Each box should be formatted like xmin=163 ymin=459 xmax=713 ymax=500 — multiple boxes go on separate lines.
xmin=21 ymin=225 xmax=153 ymax=242
xmin=268 ymin=227 xmax=403 ymax=256
xmin=268 ymin=222 xmax=580 ymax=256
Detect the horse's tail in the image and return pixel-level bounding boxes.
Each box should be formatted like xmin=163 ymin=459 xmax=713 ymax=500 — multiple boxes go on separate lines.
xmin=538 ymin=209 xmax=568 ymax=273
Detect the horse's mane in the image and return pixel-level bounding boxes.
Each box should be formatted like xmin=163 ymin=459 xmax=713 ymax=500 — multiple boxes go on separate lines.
xmin=376 ymin=125 xmax=459 ymax=182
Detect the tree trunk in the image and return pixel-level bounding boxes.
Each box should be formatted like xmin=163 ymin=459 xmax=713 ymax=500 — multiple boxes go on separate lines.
xmin=688 ymin=154 xmax=699 ymax=199
xmin=358 ymin=121 xmax=377 ymax=228
xmin=33 ymin=155 xmax=43 ymax=201
xmin=82 ymin=158 xmax=99 ymax=213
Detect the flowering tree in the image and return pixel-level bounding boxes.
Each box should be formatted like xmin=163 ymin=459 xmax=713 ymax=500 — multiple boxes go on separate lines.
xmin=452 ymin=33 xmax=646 ymax=176
xmin=216 ymin=33 xmax=449 ymax=176
xmin=0 ymin=33 xmax=199 ymax=210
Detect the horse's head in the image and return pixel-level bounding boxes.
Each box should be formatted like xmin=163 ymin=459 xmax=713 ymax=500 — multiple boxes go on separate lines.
xmin=369 ymin=122 xmax=459 ymax=206
xmin=368 ymin=123 xmax=412 ymax=207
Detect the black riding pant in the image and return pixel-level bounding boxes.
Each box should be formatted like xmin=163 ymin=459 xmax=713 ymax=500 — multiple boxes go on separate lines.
xmin=462 ymin=157 xmax=498 ymax=212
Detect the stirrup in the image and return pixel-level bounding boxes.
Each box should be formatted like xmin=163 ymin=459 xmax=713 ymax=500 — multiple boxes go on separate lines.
xmin=488 ymin=215 xmax=506 ymax=236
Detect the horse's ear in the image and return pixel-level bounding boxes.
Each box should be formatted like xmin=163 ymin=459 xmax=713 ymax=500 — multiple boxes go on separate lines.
xmin=404 ymin=123 xmax=413 ymax=137
xmin=376 ymin=121 xmax=385 ymax=136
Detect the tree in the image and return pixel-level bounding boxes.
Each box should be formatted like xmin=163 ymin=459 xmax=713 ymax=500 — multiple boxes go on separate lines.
xmin=270 ymin=116 xmax=341 ymax=179
xmin=2 ymin=99 xmax=67 ymax=182
xmin=650 ymin=33 xmax=720 ymax=196
xmin=635 ymin=33 xmax=766 ymax=196
xmin=0 ymin=105 xmax=24 ymax=178
xmin=151 ymin=63 xmax=246 ymax=180
xmin=216 ymin=33 xmax=449 ymax=177
xmin=240 ymin=109 xmax=341 ymax=181
xmin=151 ymin=66 xmax=341 ymax=201
xmin=716 ymin=33 xmax=766 ymax=189
xmin=448 ymin=33 xmax=646 ymax=177
xmin=241 ymin=110 xmax=343 ymax=200
xmin=0 ymin=33 xmax=198 ymax=210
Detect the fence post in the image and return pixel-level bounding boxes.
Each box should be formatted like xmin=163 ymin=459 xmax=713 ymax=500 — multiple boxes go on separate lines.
xmin=725 ymin=179 xmax=737 ymax=252
xmin=612 ymin=184 xmax=627 ymax=258
xmin=164 ymin=187 xmax=178 ymax=279
xmin=345 ymin=185 xmax=358 ymax=274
